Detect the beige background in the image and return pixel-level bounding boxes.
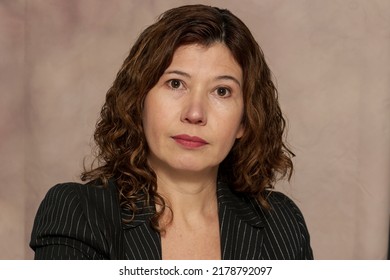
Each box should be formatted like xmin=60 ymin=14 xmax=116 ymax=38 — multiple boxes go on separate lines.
xmin=1 ymin=0 xmax=389 ymax=260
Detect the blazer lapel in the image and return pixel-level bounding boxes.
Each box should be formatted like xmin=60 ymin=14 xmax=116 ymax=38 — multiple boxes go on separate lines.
xmin=118 ymin=181 xmax=265 ymax=260
xmin=121 ymin=200 xmax=162 ymax=260
xmin=217 ymin=181 xmax=265 ymax=260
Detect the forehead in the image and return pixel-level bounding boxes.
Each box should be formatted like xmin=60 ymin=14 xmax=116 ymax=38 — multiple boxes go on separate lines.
xmin=168 ymin=43 xmax=243 ymax=79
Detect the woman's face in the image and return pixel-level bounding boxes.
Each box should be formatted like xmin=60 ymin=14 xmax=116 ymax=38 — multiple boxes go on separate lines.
xmin=142 ymin=43 xmax=244 ymax=176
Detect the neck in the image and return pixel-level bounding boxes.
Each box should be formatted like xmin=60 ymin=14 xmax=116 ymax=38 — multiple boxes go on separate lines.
xmin=153 ymin=166 xmax=219 ymax=223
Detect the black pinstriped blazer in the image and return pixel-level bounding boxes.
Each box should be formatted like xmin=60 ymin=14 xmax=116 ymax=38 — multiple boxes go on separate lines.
xmin=30 ymin=180 xmax=313 ymax=260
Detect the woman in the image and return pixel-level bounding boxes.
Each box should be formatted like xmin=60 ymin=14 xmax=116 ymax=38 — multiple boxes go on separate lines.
xmin=30 ymin=4 xmax=313 ymax=260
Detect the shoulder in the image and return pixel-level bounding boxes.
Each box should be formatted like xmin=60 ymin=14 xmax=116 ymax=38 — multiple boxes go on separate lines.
xmin=242 ymin=190 xmax=306 ymax=222
xmin=249 ymin=190 xmax=314 ymax=259
xmin=40 ymin=180 xmax=118 ymax=211
xmin=37 ymin=180 xmax=122 ymax=229
xmin=251 ymin=190 xmax=308 ymax=233
xmin=43 ymin=180 xmax=114 ymax=198
xmin=30 ymin=180 xmax=123 ymax=259
xmin=265 ymin=190 xmax=306 ymax=220
xmin=34 ymin=182 xmax=86 ymax=220
xmin=40 ymin=182 xmax=83 ymax=204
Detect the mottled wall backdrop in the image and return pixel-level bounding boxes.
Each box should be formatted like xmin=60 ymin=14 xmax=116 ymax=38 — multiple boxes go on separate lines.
xmin=1 ymin=0 xmax=389 ymax=259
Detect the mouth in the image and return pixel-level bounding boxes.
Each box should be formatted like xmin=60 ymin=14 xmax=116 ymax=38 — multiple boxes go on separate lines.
xmin=171 ymin=134 xmax=209 ymax=148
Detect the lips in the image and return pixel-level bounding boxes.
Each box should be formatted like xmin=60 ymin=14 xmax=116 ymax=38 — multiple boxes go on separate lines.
xmin=171 ymin=134 xmax=208 ymax=148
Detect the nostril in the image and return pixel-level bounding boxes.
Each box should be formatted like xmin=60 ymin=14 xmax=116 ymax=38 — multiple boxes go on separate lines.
xmin=183 ymin=116 xmax=206 ymax=125
xmin=181 ymin=109 xmax=207 ymax=125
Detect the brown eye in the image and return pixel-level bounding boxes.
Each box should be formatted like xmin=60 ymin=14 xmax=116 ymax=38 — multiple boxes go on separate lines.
xmin=169 ymin=79 xmax=182 ymax=89
xmin=216 ymin=87 xmax=231 ymax=97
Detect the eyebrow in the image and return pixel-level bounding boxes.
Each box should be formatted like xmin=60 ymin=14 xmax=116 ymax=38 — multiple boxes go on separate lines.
xmin=164 ymin=70 xmax=241 ymax=87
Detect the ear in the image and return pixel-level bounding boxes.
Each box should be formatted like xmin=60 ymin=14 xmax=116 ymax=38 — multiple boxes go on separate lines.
xmin=236 ymin=123 xmax=245 ymax=139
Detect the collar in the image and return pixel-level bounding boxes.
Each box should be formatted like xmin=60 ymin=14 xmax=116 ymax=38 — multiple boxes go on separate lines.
xmin=216 ymin=181 xmax=265 ymax=228
xmin=120 ymin=181 xmax=265 ymax=230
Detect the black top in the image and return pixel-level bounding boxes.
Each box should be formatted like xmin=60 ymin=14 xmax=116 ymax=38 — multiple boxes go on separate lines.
xmin=30 ymin=180 xmax=313 ymax=259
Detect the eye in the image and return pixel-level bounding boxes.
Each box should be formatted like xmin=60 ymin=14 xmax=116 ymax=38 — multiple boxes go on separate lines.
xmin=167 ymin=79 xmax=184 ymax=90
xmin=215 ymin=87 xmax=231 ymax=98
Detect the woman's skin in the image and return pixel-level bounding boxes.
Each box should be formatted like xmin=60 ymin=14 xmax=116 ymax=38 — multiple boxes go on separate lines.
xmin=142 ymin=43 xmax=244 ymax=259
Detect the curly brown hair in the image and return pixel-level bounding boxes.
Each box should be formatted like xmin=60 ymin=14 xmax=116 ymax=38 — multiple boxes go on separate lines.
xmin=81 ymin=4 xmax=294 ymax=230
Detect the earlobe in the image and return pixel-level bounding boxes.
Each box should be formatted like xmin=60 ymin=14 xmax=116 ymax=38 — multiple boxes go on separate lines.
xmin=236 ymin=124 xmax=245 ymax=139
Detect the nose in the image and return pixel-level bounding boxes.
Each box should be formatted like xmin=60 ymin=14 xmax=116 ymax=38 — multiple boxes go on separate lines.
xmin=180 ymin=90 xmax=207 ymax=125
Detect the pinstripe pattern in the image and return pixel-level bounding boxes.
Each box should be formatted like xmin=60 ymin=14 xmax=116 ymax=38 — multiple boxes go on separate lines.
xmin=30 ymin=180 xmax=313 ymax=259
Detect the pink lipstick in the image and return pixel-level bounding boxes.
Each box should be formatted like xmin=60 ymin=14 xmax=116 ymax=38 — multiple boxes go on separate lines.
xmin=171 ymin=134 xmax=208 ymax=148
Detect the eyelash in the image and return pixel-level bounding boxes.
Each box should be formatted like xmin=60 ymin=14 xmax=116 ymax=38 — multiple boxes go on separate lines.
xmin=215 ymin=87 xmax=232 ymax=98
xmin=167 ymin=79 xmax=185 ymax=90
xmin=166 ymin=79 xmax=233 ymax=98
